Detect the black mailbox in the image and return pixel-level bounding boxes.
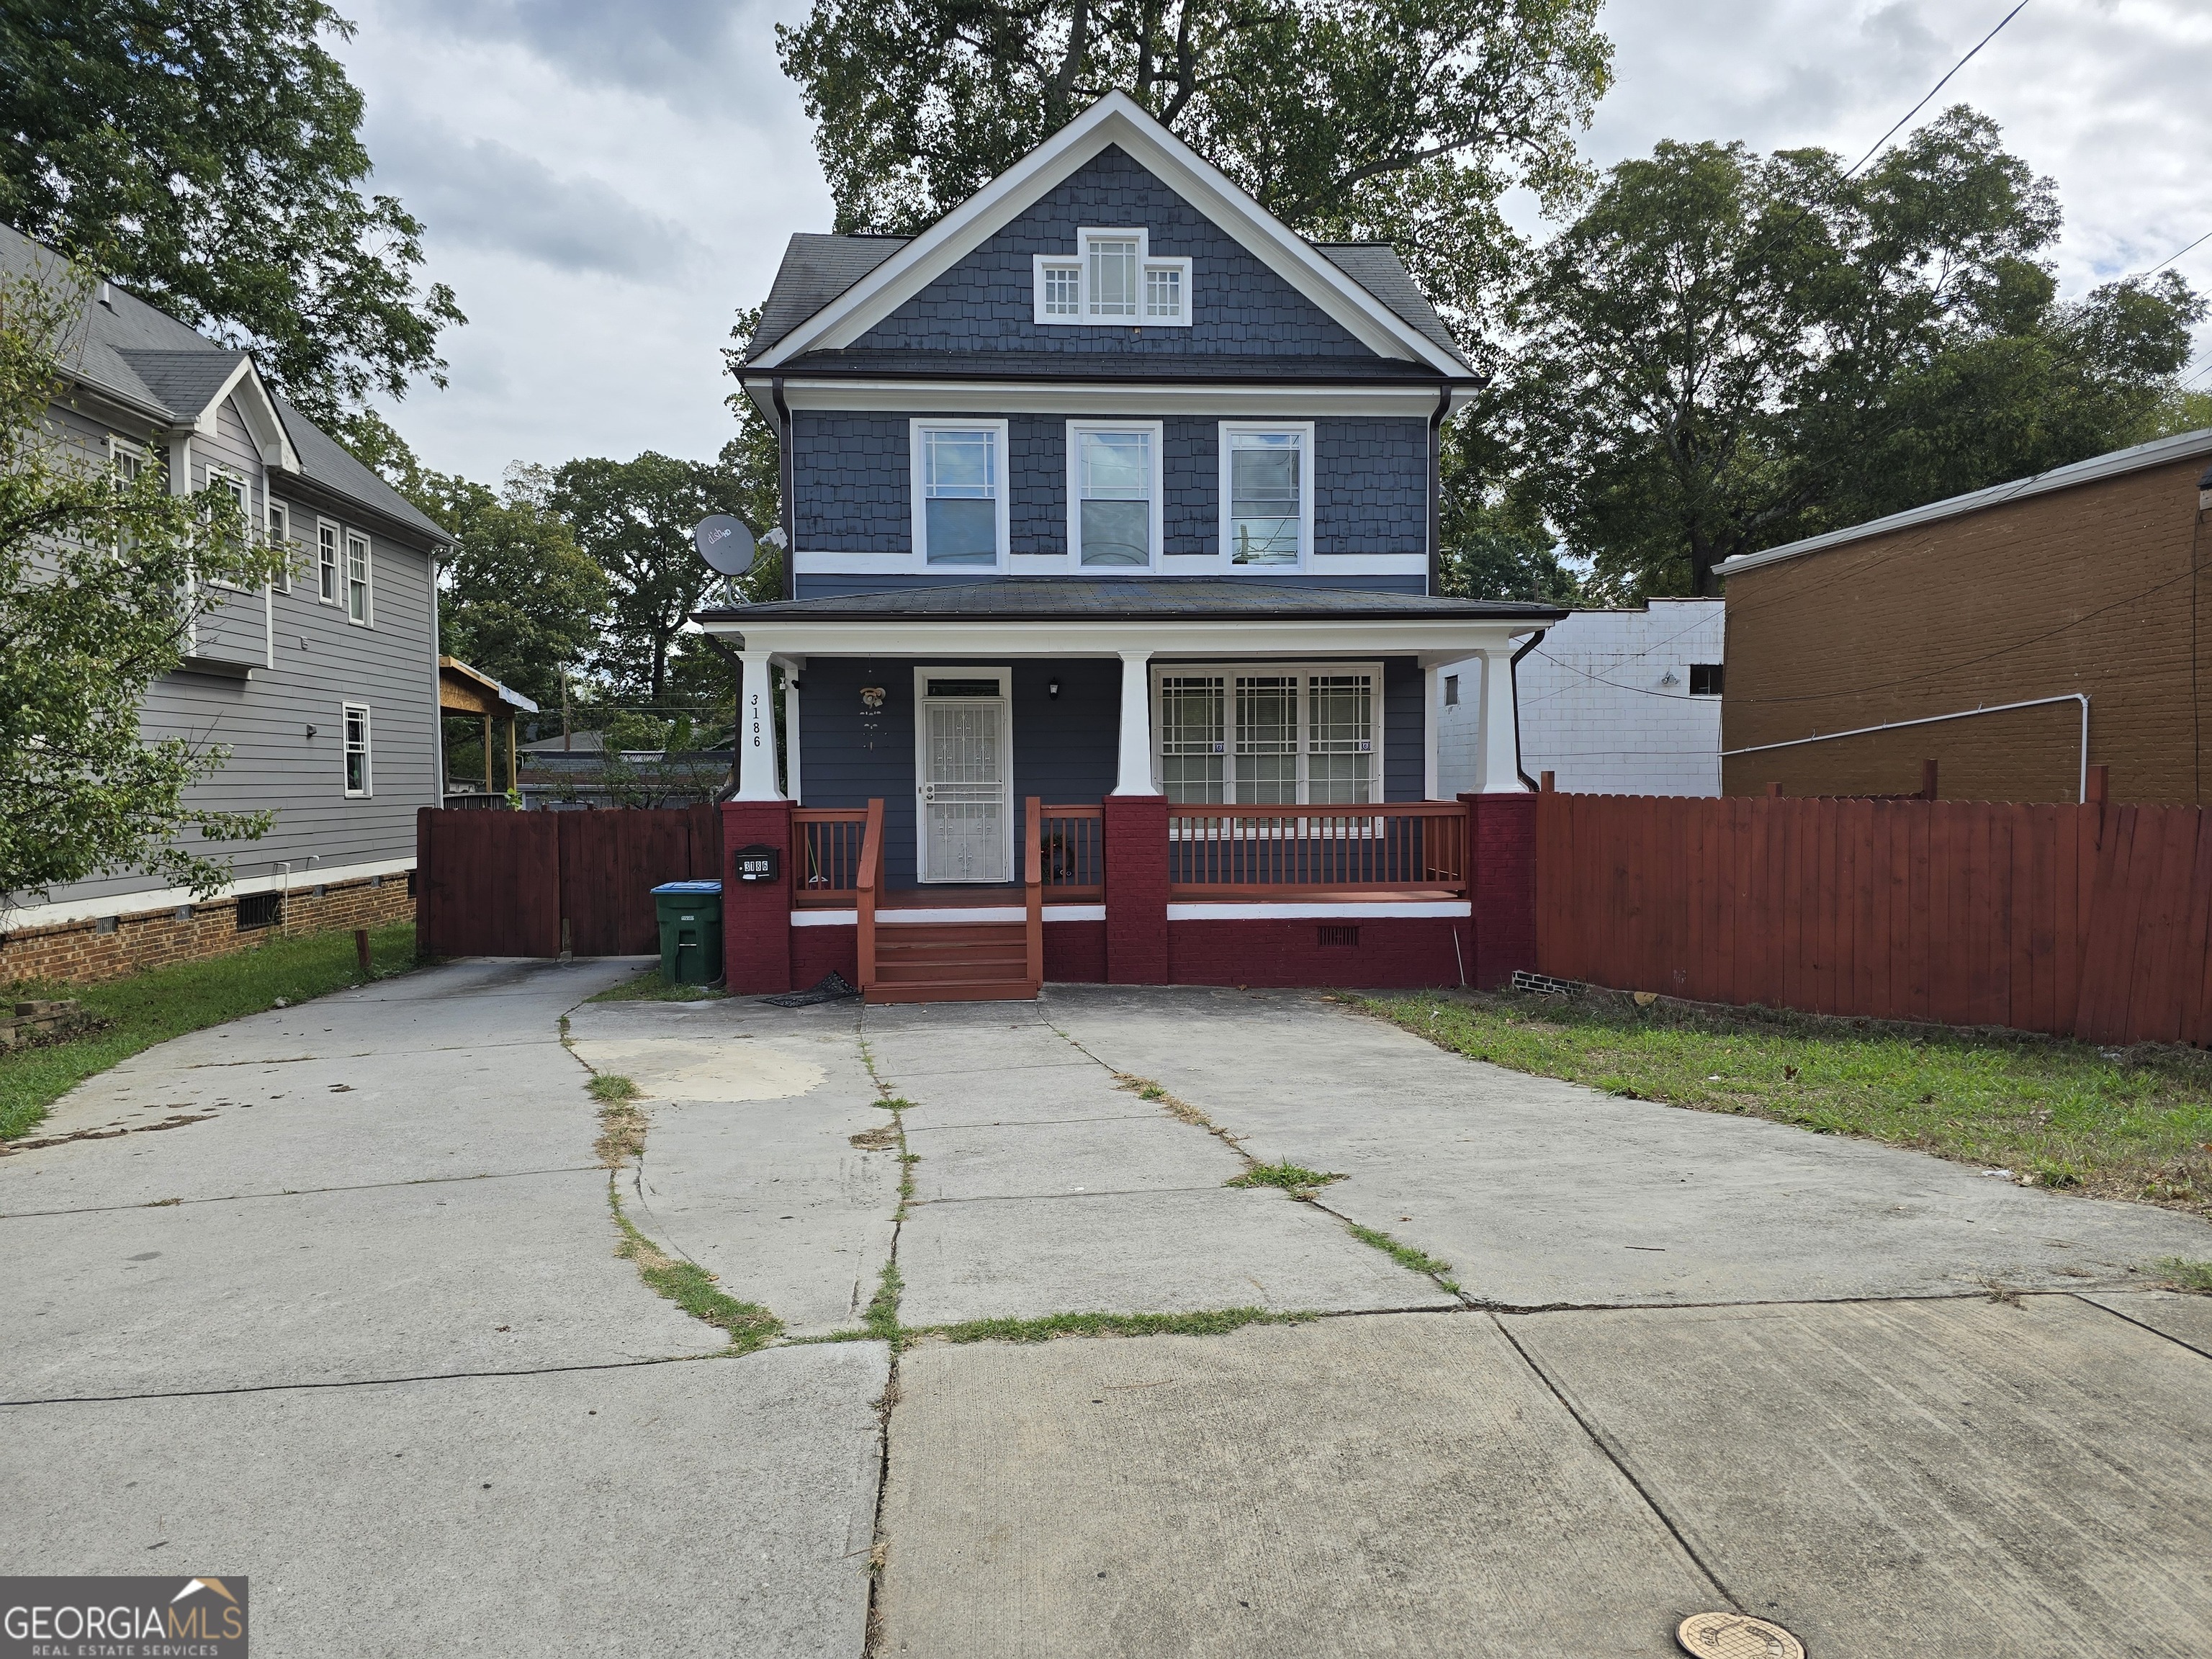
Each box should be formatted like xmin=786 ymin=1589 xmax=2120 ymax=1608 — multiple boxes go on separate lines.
xmin=733 ymin=843 xmax=781 ymax=884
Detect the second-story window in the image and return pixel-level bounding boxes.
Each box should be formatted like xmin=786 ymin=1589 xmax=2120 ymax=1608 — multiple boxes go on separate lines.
xmin=266 ymin=500 xmax=291 ymax=592
xmin=318 ymin=521 xmax=340 ymax=603
xmin=1070 ymin=423 xmax=1159 ymax=569
xmin=1221 ymin=425 xmax=1310 ymax=567
xmin=913 ymin=421 xmax=1005 ymax=567
xmin=345 ymin=530 xmax=372 ymax=624
xmin=1033 ymin=230 xmax=1190 ymax=327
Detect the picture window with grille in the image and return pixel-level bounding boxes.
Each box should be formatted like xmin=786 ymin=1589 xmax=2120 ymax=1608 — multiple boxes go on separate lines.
xmin=1153 ymin=664 xmax=1381 ymax=804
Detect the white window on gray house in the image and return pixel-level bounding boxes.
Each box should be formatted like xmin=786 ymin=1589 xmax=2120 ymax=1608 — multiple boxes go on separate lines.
xmin=342 ymin=703 xmax=372 ymax=796
xmin=266 ymin=500 xmax=291 ymax=591
xmin=914 ymin=423 xmax=1003 ymax=566
xmin=1157 ymin=665 xmax=1380 ymax=806
xmin=207 ymin=466 xmax=248 ymax=521
xmin=1071 ymin=423 xmax=1158 ymax=568
xmin=108 ymin=435 xmax=143 ymax=487
xmin=1033 ymin=230 xmax=1190 ymax=326
xmin=1444 ymin=673 xmax=1460 ymax=706
xmin=345 ymin=530 xmax=372 ymax=624
xmin=1222 ymin=426 xmax=1308 ymax=566
xmin=318 ymin=521 xmax=340 ymax=603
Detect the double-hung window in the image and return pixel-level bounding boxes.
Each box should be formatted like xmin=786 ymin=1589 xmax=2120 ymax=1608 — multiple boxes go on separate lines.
xmin=1220 ymin=424 xmax=1311 ymax=567
xmin=204 ymin=469 xmax=255 ymax=590
xmin=266 ymin=500 xmax=291 ymax=591
xmin=317 ymin=521 xmax=341 ymax=604
xmin=1033 ymin=230 xmax=1190 ymax=326
xmin=1153 ymin=664 xmax=1381 ymax=804
xmin=341 ymin=703 xmax=372 ymax=797
xmin=345 ymin=531 xmax=372 ymax=624
xmin=1067 ymin=421 xmax=1161 ymax=569
xmin=912 ymin=421 xmax=1007 ymax=567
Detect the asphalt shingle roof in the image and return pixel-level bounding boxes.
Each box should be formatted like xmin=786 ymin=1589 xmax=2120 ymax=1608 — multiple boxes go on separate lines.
xmin=750 ymin=233 xmax=910 ymax=356
xmin=0 ymin=222 xmax=448 ymax=544
xmin=703 ymin=578 xmax=1564 ymax=623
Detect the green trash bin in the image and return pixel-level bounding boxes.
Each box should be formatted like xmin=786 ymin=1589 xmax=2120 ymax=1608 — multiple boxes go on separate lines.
xmin=650 ymin=881 xmax=724 ymax=985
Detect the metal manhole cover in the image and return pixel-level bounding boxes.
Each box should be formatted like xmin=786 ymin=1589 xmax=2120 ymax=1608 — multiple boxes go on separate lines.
xmin=1677 ymin=1611 xmax=1806 ymax=1659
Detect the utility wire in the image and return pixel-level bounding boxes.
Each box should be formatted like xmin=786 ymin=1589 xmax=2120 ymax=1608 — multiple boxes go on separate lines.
xmin=1843 ymin=0 xmax=2032 ymax=179
xmin=2141 ymin=229 xmax=2211 ymax=278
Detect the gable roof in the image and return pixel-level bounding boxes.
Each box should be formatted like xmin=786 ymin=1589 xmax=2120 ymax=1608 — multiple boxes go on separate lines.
xmin=745 ymin=93 xmax=1473 ymax=377
xmin=0 ymin=221 xmax=449 ymax=546
xmin=1713 ymin=425 xmax=2212 ymax=580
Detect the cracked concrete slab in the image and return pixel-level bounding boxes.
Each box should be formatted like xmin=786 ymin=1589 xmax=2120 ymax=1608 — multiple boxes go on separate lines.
xmin=5 ymin=1344 xmax=889 ymax=1658
xmin=904 ymin=1112 xmax=1246 ymax=1202
xmin=1 ymin=1169 xmax=721 ymax=1400
xmin=896 ymin=1187 xmax=1446 ymax=1325
xmin=1505 ymin=1294 xmax=2212 ymax=1657
xmin=1041 ymin=986 xmax=2212 ymax=1305
xmin=878 ymin=1312 xmax=1717 ymax=1657
xmin=2081 ymin=1288 xmax=2212 ymax=1358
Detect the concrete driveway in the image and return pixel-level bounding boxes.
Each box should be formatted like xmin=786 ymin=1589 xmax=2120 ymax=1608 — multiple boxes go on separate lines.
xmin=9 ymin=969 xmax=2212 ymax=1656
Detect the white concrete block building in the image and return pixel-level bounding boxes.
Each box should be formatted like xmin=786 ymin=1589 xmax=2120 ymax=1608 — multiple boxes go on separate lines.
xmin=1438 ymin=600 xmax=1725 ymax=798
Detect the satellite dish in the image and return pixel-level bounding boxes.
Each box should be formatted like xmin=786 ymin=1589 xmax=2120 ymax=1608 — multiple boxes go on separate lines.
xmin=692 ymin=515 xmax=756 ymax=576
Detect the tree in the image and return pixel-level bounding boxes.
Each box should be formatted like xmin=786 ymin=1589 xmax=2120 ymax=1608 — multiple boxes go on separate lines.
xmin=1 ymin=266 xmax=289 ymax=903
xmin=427 ymin=465 xmax=608 ymax=713
xmin=550 ymin=453 xmax=768 ymax=708
xmin=0 ymin=0 xmax=464 ymax=424
xmin=1499 ymin=109 xmax=2206 ymax=598
xmin=778 ymin=0 xmax=1611 ymax=333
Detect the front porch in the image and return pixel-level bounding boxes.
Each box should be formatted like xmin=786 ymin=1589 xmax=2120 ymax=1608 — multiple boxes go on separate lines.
xmin=701 ymin=579 xmax=1563 ymax=1001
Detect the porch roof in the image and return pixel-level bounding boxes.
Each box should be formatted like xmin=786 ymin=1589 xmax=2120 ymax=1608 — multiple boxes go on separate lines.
xmin=699 ymin=579 xmax=1565 ymax=666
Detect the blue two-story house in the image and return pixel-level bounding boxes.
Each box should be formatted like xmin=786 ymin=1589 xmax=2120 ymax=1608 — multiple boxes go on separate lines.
xmin=708 ymin=94 xmax=1563 ymax=1002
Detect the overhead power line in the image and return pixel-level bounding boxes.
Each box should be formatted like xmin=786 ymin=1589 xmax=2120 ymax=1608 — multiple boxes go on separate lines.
xmin=1843 ymin=0 xmax=2033 ymax=179
xmin=2141 ymin=229 xmax=2211 ymax=278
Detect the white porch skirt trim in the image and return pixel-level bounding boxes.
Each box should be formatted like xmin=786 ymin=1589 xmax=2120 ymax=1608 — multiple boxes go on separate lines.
xmin=1168 ymin=899 xmax=1470 ymax=920
xmin=792 ymin=904 xmax=1107 ymax=926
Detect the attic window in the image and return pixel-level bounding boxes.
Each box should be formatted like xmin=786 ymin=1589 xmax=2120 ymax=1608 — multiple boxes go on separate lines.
xmin=1033 ymin=229 xmax=1190 ymax=328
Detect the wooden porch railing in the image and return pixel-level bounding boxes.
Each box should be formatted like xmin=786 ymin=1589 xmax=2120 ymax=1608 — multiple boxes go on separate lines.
xmin=1166 ymin=801 xmax=1470 ymax=896
xmin=855 ymin=798 xmax=884 ymax=994
xmin=1040 ymin=804 xmax=1104 ymax=898
xmin=793 ymin=806 xmax=869 ymax=906
xmin=1025 ymin=796 xmax=1043 ymax=992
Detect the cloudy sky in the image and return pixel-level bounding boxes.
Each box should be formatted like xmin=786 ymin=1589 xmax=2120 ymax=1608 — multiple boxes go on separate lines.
xmin=334 ymin=0 xmax=2212 ymax=482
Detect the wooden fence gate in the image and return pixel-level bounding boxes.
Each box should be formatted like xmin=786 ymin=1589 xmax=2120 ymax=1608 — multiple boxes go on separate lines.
xmin=1535 ymin=791 xmax=2212 ymax=1047
xmin=416 ymin=806 xmax=723 ymax=959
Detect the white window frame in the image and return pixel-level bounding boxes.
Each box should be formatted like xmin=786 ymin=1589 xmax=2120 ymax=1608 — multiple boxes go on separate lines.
xmin=909 ymin=418 xmax=1010 ymax=570
xmin=107 ymin=433 xmax=145 ymax=486
xmin=341 ymin=702 xmax=373 ymax=798
xmin=266 ymin=498 xmax=292 ymax=592
xmin=1148 ymin=661 xmax=1385 ymax=805
xmin=202 ymin=466 xmax=256 ymax=592
xmin=344 ymin=529 xmax=373 ymax=626
xmin=316 ymin=518 xmax=341 ymax=605
xmin=1064 ymin=419 xmax=1164 ymax=572
xmin=1218 ymin=421 xmax=1316 ymax=572
xmin=909 ymin=666 xmax=1015 ymax=884
xmin=1031 ymin=228 xmax=1192 ymax=328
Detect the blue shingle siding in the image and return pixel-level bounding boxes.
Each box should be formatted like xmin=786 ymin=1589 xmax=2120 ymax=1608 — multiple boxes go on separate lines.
xmin=1383 ymin=657 xmax=1424 ymax=801
xmin=854 ymin=146 xmax=1373 ymax=359
xmin=795 ymin=411 xmax=1429 ymax=562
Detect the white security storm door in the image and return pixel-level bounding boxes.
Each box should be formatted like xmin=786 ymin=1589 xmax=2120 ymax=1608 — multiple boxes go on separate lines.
xmin=915 ymin=670 xmax=1013 ymax=884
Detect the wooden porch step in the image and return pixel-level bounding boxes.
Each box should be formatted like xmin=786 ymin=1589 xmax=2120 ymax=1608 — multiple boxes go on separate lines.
xmin=866 ymin=979 xmax=1041 ymax=1004
xmin=865 ymin=914 xmax=1040 ymax=1003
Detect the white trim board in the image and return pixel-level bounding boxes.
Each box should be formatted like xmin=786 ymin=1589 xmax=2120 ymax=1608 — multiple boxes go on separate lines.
xmin=1168 ymin=899 xmax=1468 ymax=920
xmin=760 ymin=378 xmax=1470 ymax=418
xmin=793 ymin=904 xmax=1106 ymax=927
xmin=791 ymin=550 xmax=1426 ymax=577
xmin=747 ymin=92 xmax=1466 ymax=376
xmin=713 ymin=615 xmax=1550 ymax=667
xmin=4 ymin=855 xmax=415 ymax=932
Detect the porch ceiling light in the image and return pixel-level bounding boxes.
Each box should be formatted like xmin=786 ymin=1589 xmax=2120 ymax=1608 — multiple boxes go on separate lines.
xmin=1048 ymin=677 xmax=1061 ymax=698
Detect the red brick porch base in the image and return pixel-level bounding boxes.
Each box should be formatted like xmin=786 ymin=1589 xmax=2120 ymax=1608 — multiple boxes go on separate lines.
xmin=721 ymin=799 xmax=796 ymax=994
xmin=0 ymin=875 xmax=415 ymax=986
xmin=1465 ymin=791 xmax=1538 ymax=990
xmin=1103 ymin=794 xmax=1169 ymax=984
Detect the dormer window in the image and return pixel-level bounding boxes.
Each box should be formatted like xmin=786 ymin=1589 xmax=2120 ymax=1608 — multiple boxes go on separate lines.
xmin=1033 ymin=229 xmax=1190 ymax=327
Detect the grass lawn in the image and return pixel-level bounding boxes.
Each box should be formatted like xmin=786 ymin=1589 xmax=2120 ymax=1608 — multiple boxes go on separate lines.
xmin=1 ymin=920 xmax=421 ymax=1141
xmin=1357 ymin=988 xmax=2212 ymax=1222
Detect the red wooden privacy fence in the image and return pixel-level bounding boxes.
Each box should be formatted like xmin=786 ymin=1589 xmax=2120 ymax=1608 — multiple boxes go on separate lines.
xmin=1534 ymin=791 xmax=2212 ymax=1047
xmin=417 ymin=806 xmax=722 ymax=958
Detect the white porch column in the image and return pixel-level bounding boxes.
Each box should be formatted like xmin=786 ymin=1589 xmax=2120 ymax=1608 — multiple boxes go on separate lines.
xmin=1112 ymin=649 xmax=1155 ymax=795
xmin=1473 ymin=645 xmax=1526 ymax=795
xmin=1422 ymin=663 xmax=1442 ymax=800
xmin=775 ymin=655 xmax=804 ymax=802
xmin=734 ymin=649 xmax=783 ymax=801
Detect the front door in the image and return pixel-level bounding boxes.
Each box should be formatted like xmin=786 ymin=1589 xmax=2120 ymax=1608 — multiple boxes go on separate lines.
xmin=917 ymin=670 xmax=1012 ymax=883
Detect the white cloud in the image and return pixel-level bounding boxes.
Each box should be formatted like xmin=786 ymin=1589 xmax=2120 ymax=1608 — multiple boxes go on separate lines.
xmin=336 ymin=0 xmax=2212 ymax=481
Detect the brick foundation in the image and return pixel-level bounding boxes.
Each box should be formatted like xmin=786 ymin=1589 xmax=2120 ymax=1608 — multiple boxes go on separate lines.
xmin=1103 ymin=795 xmax=1169 ymax=984
xmin=1465 ymin=791 xmax=1538 ymax=989
xmin=1166 ymin=915 xmax=1462 ymax=988
xmin=722 ymin=800 xmax=796 ymax=994
xmin=0 ymin=874 xmax=416 ymax=986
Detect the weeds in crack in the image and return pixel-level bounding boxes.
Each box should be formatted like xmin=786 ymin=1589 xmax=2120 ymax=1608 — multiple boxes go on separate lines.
xmin=910 ymin=1307 xmax=1315 ymax=1345
xmin=849 ymin=1123 xmax=900 ymax=1151
xmin=1228 ymin=1161 xmax=1346 ymax=1195
xmin=1345 ymin=1222 xmax=1460 ymax=1294
xmin=1110 ymin=1070 xmax=1220 ymax=1134
xmin=863 ymin=1259 xmax=905 ymax=1347
xmin=2154 ymin=1257 xmax=2212 ymax=1293
xmin=609 ymin=1191 xmax=782 ymax=1353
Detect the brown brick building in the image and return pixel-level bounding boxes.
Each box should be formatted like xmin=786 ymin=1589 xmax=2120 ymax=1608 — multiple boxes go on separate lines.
xmin=1714 ymin=428 xmax=2212 ymax=805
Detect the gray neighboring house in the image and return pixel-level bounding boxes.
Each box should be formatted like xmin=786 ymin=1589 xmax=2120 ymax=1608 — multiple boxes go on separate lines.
xmin=0 ymin=225 xmax=450 ymax=980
